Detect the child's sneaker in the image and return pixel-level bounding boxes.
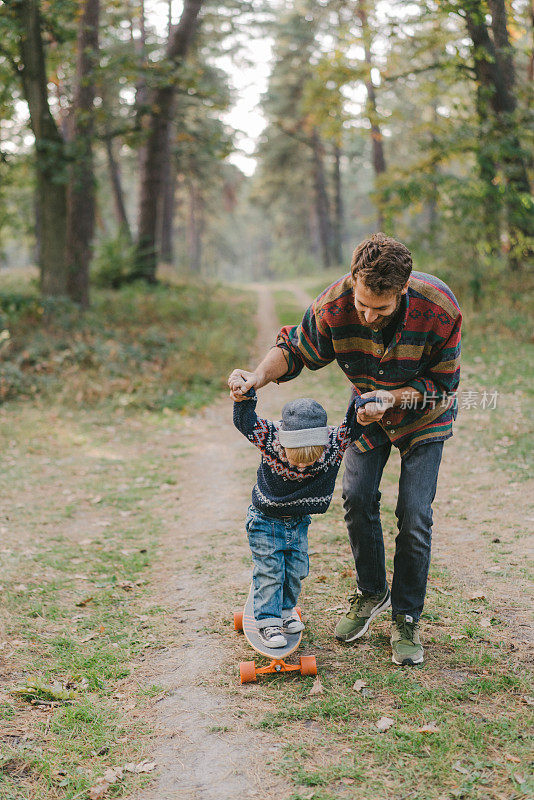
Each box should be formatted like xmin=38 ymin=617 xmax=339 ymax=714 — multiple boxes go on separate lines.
xmin=282 ymin=613 xmax=305 ymax=634
xmin=257 ymin=625 xmax=287 ymax=648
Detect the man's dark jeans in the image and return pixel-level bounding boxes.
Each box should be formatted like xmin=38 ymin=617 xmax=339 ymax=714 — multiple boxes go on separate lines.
xmin=342 ymin=440 xmax=444 ymax=622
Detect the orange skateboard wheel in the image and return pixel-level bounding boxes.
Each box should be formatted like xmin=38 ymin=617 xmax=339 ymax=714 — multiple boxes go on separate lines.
xmin=300 ymin=655 xmax=317 ymax=676
xmin=240 ymin=660 xmax=257 ymax=683
xmin=234 ymin=611 xmax=244 ymax=631
xmin=295 ymin=606 xmax=302 ymax=620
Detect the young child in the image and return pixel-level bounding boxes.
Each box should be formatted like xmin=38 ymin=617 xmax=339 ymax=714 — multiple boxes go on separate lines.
xmin=232 ymin=386 xmax=380 ymax=647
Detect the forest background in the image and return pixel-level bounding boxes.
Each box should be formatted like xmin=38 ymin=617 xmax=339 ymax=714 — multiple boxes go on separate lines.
xmin=0 ymin=0 xmax=532 ymax=298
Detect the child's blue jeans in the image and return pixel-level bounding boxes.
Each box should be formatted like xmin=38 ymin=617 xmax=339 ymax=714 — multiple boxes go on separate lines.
xmin=245 ymin=504 xmax=310 ymax=628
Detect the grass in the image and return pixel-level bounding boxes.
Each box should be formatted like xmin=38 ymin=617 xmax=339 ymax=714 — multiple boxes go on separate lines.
xmin=0 ymin=410 xmax=170 ymax=798
xmin=0 ymin=271 xmax=255 ymax=411
xmin=0 ymin=267 xmax=256 ymax=799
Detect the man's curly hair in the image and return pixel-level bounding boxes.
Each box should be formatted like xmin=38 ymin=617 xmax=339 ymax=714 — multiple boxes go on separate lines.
xmin=350 ymin=233 xmax=412 ymax=294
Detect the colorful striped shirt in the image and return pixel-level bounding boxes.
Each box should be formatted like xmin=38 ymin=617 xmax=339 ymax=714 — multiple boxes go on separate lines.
xmin=275 ymin=271 xmax=462 ymax=456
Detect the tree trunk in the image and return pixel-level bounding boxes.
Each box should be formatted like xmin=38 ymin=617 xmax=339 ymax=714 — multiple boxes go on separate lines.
xmin=134 ymin=0 xmax=203 ymax=282
xmin=311 ymin=128 xmax=333 ymax=269
xmin=105 ymin=135 xmax=132 ymax=242
xmin=15 ymin=0 xmax=68 ymax=297
xmin=332 ymin=142 xmax=344 ymax=264
xmin=186 ymin=179 xmax=204 ymax=273
xmin=66 ymin=0 xmax=100 ymax=309
xmin=356 ymin=0 xmax=387 ymax=231
xmin=464 ymin=0 xmax=533 ymax=269
xmin=160 ymin=136 xmax=177 ymax=263
xmin=159 ymin=5 xmax=176 ymax=264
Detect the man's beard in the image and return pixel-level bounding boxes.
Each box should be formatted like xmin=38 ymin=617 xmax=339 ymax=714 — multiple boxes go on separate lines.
xmin=356 ymin=293 xmax=402 ymax=330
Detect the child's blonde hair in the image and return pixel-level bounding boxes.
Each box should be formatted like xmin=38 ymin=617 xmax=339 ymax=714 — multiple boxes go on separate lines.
xmin=285 ymin=444 xmax=324 ymax=464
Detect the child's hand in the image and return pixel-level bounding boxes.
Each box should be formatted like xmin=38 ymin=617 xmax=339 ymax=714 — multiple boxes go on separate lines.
xmin=228 ymin=369 xmax=258 ymax=401
xmin=357 ymin=390 xmax=394 ymax=425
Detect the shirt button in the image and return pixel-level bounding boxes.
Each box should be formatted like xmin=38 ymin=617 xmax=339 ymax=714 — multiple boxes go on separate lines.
xmin=390 ymin=429 xmax=395 ymax=434
xmin=373 ymin=328 xmax=378 ymax=333
xmin=379 ymin=370 xmax=384 ymax=375
xmin=377 ymin=349 xmax=382 ymax=355
xmin=386 ymin=420 xmax=391 ymax=425
xmin=344 ymin=363 xmax=349 ymax=369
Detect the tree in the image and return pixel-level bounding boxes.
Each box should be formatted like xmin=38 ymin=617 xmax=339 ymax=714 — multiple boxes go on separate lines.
xmin=10 ymin=0 xmax=70 ymax=296
xmin=66 ymin=0 xmax=100 ymax=308
xmin=134 ymin=0 xmax=203 ymax=282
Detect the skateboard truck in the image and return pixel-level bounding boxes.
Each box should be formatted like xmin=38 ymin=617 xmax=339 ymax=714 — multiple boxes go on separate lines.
xmin=239 ymin=655 xmax=317 ymax=684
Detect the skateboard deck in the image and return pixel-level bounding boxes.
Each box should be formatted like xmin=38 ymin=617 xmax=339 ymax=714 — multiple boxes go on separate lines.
xmin=234 ymin=583 xmax=317 ymax=683
xmin=242 ymin=583 xmax=302 ymax=659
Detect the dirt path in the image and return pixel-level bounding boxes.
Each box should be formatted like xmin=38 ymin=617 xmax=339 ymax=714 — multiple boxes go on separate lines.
xmin=129 ymin=286 xmax=297 ymax=799
xmin=127 ymin=282 xmax=531 ymax=799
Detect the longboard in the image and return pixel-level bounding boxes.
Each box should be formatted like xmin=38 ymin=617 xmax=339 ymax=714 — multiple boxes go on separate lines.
xmin=234 ymin=583 xmax=317 ymax=683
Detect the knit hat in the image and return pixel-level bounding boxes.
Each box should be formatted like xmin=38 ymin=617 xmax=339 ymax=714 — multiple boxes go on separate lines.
xmin=278 ymin=398 xmax=329 ymax=448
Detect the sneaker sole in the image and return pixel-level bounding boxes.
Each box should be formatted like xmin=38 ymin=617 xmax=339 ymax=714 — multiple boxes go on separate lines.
xmin=336 ymin=594 xmax=392 ymax=643
xmin=391 ymin=653 xmax=424 ymax=666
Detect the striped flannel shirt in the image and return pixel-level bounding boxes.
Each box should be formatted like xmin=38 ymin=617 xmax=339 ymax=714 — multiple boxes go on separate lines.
xmin=276 ymin=271 xmax=462 ymax=456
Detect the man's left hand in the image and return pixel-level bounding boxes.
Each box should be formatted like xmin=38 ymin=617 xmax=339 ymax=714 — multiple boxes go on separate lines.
xmin=357 ymin=390 xmax=395 ymax=426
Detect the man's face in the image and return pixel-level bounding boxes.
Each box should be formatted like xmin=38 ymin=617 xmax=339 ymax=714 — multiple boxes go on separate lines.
xmin=353 ymin=276 xmax=408 ymax=330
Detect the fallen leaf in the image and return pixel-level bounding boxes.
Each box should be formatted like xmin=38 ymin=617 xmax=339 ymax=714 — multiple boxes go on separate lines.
xmin=309 ymin=677 xmax=324 ymax=696
xmin=88 ymin=782 xmax=110 ymax=799
xmin=376 ymin=716 xmax=395 ymax=732
xmin=90 ymin=495 xmax=103 ymax=505
xmin=123 ymin=760 xmax=157 ymax=774
xmin=469 ymin=591 xmax=486 ymax=601
xmin=76 ymin=596 xmax=94 ymax=608
xmin=480 ymin=617 xmax=492 ymax=628
xmin=452 ymin=761 xmax=470 ymax=775
xmin=103 ymin=766 xmax=123 ymax=783
xmin=340 ymin=777 xmax=355 ymax=784
xmin=361 ymin=688 xmax=374 ymax=700
xmin=514 ymin=773 xmax=525 ymax=785
xmin=504 ymin=754 xmax=521 ymax=763
xmin=435 ymin=587 xmax=452 ymax=596
xmin=352 ymin=680 xmax=367 ymax=692
xmin=417 ymin=723 xmax=440 ymax=734
xmin=450 ymin=634 xmax=467 ymax=641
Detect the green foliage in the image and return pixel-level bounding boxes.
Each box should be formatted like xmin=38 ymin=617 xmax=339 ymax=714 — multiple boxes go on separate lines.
xmin=92 ymin=234 xmax=136 ymax=289
xmin=0 ymin=276 xmax=255 ymax=409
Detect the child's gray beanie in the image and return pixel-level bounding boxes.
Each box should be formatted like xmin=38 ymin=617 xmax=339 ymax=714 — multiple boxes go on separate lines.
xmin=278 ymin=398 xmax=329 ymax=447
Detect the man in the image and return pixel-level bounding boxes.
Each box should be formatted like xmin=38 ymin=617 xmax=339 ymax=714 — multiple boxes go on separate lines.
xmin=228 ymin=233 xmax=461 ymax=666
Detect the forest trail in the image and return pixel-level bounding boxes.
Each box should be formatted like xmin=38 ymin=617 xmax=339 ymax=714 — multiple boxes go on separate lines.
xmin=129 ymin=282 xmax=532 ymax=799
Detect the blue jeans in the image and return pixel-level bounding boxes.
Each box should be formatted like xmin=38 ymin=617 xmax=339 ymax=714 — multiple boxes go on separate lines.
xmin=245 ymin=505 xmax=310 ymax=627
xmin=342 ymin=441 xmax=444 ymax=622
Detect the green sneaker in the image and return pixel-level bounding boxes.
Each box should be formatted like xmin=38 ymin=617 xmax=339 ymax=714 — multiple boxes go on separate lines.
xmin=335 ymin=588 xmax=391 ymax=642
xmin=391 ymin=614 xmax=424 ymax=666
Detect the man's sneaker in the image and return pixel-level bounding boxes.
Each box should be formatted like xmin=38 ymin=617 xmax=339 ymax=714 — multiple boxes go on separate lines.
xmin=282 ymin=612 xmax=305 ymax=634
xmin=257 ymin=625 xmax=287 ymax=648
xmin=391 ymin=614 xmax=424 ymax=666
xmin=335 ymin=588 xmax=391 ymax=642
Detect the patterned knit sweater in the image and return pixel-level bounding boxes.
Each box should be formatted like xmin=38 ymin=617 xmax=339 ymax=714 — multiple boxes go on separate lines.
xmin=233 ymin=390 xmax=368 ymax=519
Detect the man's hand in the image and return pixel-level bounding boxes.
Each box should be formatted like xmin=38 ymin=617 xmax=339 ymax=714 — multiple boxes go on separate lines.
xmin=357 ymin=390 xmax=395 ymax=426
xmin=228 ymin=369 xmax=259 ymax=402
